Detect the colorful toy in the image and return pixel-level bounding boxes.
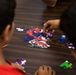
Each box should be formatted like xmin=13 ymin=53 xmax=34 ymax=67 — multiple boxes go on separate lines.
xmin=16 ymin=58 xmax=26 ymax=66
xmin=24 ymin=27 xmax=53 ymax=48
xmin=66 ymin=43 xmax=75 ymax=49
xmin=60 ymin=60 xmax=72 ymax=69
xmin=24 ymin=27 xmax=43 ymax=42
xmin=26 ymin=27 xmax=41 ymax=37
xmin=29 ymin=36 xmax=50 ymax=48
xmin=58 ymin=35 xmax=67 ymax=41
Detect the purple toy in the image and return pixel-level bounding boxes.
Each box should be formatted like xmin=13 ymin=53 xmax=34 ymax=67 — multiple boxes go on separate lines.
xmin=16 ymin=58 xmax=26 ymax=66
xmin=46 ymin=32 xmax=52 ymax=37
xmin=66 ymin=43 xmax=75 ymax=49
xmin=45 ymin=30 xmax=55 ymax=38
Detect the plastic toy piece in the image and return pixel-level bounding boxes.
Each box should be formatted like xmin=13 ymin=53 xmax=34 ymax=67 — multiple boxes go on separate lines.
xmin=60 ymin=60 xmax=72 ymax=69
xmin=46 ymin=32 xmax=52 ymax=38
xmin=45 ymin=30 xmax=55 ymax=38
xmin=58 ymin=35 xmax=67 ymax=41
xmin=16 ymin=58 xmax=26 ymax=66
xmin=66 ymin=43 xmax=75 ymax=49
xmin=16 ymin=28 xmax=24 ymax=31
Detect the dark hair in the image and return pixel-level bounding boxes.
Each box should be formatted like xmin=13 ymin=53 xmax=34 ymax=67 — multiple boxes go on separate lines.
xmin=59 ymin=2 xmax=76 ymax=47
xmin=0 ymin=0 xmax=16 ymax=35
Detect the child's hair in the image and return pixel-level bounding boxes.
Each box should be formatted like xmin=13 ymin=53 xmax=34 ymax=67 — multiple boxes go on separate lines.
xmin=59 ymin=2 xmax=76 ymax=47
xmin=0 ymin=0 xmax=16 ymax=35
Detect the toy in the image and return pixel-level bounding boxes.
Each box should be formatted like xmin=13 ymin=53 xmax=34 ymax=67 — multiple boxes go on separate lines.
xmin=16 ymin=28 xmax=24 ymax=31
xmin=26 ymin=27 xmax=41 ymax=37
xmin=16 ymin=58 xmax=26 ymax=66
xmin=66 ymin=43 xmax=75 ymax=49
xmin=58 ymin=35 xmax=67 ymax=41
xmin=46 ymin=32 xmax=52 ymax=38
xmin=45 ymin=30 xmax=55 ymax=38
xmin=60 ymin=60 xmax=72 ymax=69
xmin=24 ymin=27 xmax=51 ymax=48
xmin=29 ymin=36 xmax=50 ymax=48
xmin=24 ymin=27 xmax=43 ymax=42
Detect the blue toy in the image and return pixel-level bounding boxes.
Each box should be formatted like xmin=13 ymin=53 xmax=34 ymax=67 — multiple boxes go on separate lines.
xmin=58 ymin=35 xmax=67 ymax=41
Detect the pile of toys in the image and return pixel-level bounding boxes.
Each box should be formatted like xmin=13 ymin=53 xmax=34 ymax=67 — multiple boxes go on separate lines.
xmin=16 ymin=26 xmax=75 ymax=49
xmin=24 ymin=27 xmax=55 ymax=48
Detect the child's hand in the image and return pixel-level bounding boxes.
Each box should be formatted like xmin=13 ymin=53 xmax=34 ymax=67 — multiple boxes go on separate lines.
xmin=12 ymin=62 xmax=26 ymax=74
xmin=34 ymin=65 xmax=56 ymax=75
xmin=43 ymin=19 xmax=60 ymax=33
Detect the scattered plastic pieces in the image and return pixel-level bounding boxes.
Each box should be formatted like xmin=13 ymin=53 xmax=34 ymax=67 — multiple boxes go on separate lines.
xmin=16 ymin=58 xmax=26 ymax=66
xmin=60 ymin=60 xmax=72 ymax=69
xmin=29 ymin=35 xmax=50 ymax=48
xmin=24 ymin=27 xmax=55 ymax=48
xmin=66 ymin=43 xmax=75 ymax=49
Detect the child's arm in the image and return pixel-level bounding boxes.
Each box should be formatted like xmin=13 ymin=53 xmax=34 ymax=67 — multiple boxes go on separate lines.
xmin=12 ymin=62 xmax=26 ymax=74
xmin=43 ymin=19 xmax=60 ymax=33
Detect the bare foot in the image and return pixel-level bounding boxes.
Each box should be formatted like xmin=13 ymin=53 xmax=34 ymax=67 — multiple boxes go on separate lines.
xmin=34 ymin=65 xmax=56 ymax=75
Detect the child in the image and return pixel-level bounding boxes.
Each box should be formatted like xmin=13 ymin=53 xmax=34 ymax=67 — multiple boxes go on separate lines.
xmin=43 ymin=2 xmax=76 ymax=59
xmin=0 ymin=0 xmax=55 ymax=75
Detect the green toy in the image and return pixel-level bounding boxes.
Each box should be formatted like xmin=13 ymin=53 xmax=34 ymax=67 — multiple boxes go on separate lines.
xmin=60 ymin=60 xmax=72 ymax=69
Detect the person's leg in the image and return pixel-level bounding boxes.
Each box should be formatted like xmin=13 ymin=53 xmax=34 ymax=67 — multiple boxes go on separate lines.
xmin=71 ymin=50 xmax=76 ymax=60
xmin=34 ymin=65 xmax=56 ymax=75
xmin=42 ymin=0 xmax=57 ymax=7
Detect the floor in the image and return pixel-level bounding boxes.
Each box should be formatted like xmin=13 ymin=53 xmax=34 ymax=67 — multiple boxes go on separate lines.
xmin=3 ymin=0 xmax=76 ymax=75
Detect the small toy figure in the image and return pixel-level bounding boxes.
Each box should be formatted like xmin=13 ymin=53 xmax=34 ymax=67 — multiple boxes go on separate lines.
xmin=66 ymin=43 xmax=75 ymax=49
xmin=60 ymin=60 xmax=72 ymax=69
xmin=58 ymin=35 xmax=67 ymax=41
xmin=16 ymin=58 xmax=26 ymax=66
